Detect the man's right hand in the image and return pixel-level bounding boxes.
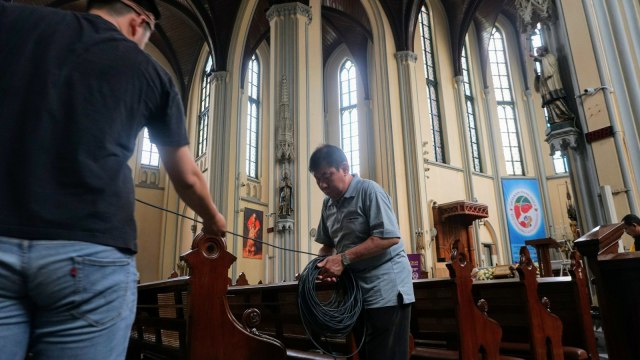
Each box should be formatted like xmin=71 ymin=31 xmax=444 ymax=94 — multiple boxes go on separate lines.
xmin=203 ymin=212 xmax=227 ymax=237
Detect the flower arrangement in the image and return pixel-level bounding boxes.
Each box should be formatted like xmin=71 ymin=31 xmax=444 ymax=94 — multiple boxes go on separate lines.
xmin=475 ymin=267 xmax=495 ymax=280
xmin=473 ymin=265 xmax=518 ymax=280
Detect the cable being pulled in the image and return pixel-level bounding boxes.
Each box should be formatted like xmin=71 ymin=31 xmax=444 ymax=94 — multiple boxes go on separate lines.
xmin=135 ymin=198 xmax=317 ymax=256
xmin=297 ymin=257 xmax=365 ymax=357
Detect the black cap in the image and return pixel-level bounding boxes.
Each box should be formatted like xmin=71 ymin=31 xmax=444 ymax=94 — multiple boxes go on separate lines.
xmin=88 ymin=0 xmax=161 ymax=21
xmin=132 ymin=0 xmax=160 ymax=20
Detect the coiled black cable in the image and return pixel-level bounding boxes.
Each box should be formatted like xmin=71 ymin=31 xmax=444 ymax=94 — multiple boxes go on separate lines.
xmin=297 ymin=257 xmax=365 ymax=357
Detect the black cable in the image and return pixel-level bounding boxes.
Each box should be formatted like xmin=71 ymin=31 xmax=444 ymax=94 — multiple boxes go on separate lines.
xmin=135 ymin=198 xmax=318 ymax=256
xmin=297 ymin=257 xmax=365 ymax=357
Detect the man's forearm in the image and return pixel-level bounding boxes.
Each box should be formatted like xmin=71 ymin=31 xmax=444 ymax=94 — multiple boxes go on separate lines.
xmin=315 ymin=236 xmax=399 ymax=279
xmin=172 ymin=170 xmax=220 ymax=223
xmin=343 ymin=236 xmax=399 ymax=263
xmin=159 ymin=146 xmax=222 ymax=226
xmin=318 ymin=245 xmax=335 ymax=257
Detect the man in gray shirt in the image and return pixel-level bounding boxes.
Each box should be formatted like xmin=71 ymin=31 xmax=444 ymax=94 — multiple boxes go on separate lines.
xmin=310 ymin=144 xmax=414 ymax=360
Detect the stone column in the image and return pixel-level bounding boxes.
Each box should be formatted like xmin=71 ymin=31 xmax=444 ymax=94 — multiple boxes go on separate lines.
xmin=454 ymin=75 xmax=481 ymax=263
xmin=208 ymin=71 xmax=229 ymax=213
xmin=524 ymin=89 xmax=553 ymax=235
xmin=267 ymin=2 xmax=316 ymax=281
xmin=483 ymin=87 xmax=510 ymax=263
xmin=454 ymin=76 xmax=475 ymax=201
xmin=395 ymin=51 xmax=427 ymax=258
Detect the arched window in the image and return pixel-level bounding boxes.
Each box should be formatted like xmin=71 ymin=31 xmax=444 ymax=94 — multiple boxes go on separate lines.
xmin=339 ymin=59 xmax=360 ymax=175
xmin=489 ymin=28 xmax=524 ymax=176
xmin=246 ymin=54 xmax=260 ymax=179
xmin=141 ymin=127 xmax=160 ymax=167
xmin=530 ymin=23 xmax=568 ymax=174
xmin=462 ymin=44 xmax=482 ymax=172
xmin=419 ymin=5 xmax=445 ymax=163
xmin=196 ymin=55 xmax=213 ymax=158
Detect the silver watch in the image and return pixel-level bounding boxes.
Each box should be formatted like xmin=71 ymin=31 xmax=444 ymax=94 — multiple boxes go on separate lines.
xmin=340 ymin=252 xmax=351 ymax=267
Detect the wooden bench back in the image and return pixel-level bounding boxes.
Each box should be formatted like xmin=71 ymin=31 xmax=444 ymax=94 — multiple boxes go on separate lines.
xmin=472 ymin=247 xmax=564 ymax=360
xmin=127 ymin=234 xmax=287 ymax=360
xmin=128 ymin=278 xmax=190 ymax=359
xmin=411 ymin=247 xmax=502 ymax=359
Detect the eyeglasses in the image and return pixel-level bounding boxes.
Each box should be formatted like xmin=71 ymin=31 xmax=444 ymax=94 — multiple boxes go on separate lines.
xmin=120 ymin=0 xmax=156 ymax=31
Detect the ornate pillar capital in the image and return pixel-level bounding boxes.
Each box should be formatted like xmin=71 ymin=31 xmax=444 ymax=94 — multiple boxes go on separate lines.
xmin=211 ymin=71 xmax=227 ymax=83
xmin=545 ymin=124 xmax=580 ymax=155
xmin=266 ymin=3 xmax=312 ymax=24
xmin=395 ymin=51 xmax=418 ymax=63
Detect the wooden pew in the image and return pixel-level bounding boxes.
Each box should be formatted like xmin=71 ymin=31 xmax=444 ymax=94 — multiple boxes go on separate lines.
xmin=411 ymin=246 xmax=521 ymax=359
xmin=472 ymin=247 xmax=586 ymax=360
xmin=536 ymin=251 xmax=598 ymax=360
xmin=127 ymin=234 xmax=287 ymax=360
xmin=575 ymin=224 xmax=640 ymax=359
xmin=226 ymin=281 xmax=354 ymax=359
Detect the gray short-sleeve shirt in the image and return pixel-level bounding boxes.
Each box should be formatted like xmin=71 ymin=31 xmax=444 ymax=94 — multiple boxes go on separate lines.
xmin=315 ymin=175 xmax=415 ymax=308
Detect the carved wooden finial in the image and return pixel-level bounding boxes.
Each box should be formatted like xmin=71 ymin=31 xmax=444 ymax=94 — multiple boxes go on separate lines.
xmin=236 ymin=272 xmax=249 ymax=286
xmin=519 ymin=246 xmax=536 ymax=272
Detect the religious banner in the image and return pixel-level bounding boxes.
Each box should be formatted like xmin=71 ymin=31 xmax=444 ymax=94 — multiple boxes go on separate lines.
xmin=407 ymin=254 xmax=422 ymax=280
xmin=501 ymin=178 xmax=546 ymax=263
xmin=243 ymin=208 xmax=263 ymax=259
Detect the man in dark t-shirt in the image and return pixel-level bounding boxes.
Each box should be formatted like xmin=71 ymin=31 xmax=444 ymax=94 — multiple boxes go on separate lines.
xmin=0 ymin=1 xmax=226 ymax=358
xmin=622 ymin=214 xmax=640 ymax=251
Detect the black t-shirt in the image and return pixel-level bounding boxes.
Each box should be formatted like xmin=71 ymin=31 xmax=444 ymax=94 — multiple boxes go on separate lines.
xmin=0 ymin=3 xmax=189 ymax=252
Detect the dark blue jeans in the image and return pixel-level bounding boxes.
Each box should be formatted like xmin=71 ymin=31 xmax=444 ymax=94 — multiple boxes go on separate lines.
xmin=0 ymin=236 xmax=137 ymax=359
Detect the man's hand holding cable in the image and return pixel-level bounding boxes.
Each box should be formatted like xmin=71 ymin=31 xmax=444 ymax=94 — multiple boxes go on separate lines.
xmin=316 ymin=254 xmax=345 ymax=282
xmin=202 ymin=211 xmax=227 ymax=237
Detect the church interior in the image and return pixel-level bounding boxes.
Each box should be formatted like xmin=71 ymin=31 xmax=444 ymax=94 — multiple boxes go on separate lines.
xmin=15 ymin=0 xmax=640 ymax=358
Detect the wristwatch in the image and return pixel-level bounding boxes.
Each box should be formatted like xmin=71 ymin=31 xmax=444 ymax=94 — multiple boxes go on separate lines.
xmin=340 ymin=252 xmax=351 ymax=267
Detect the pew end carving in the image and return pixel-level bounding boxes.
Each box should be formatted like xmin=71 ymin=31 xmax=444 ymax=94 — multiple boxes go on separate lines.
xmin=226 ymin=281 xmax=354 ymax=359
xmin=127 ymin=233 xmax=286 ymax=360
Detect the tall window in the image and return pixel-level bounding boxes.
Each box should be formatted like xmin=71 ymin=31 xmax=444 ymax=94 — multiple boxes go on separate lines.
xmin=552 ymin=151 xmax=569 ymax=173
xmin=489 ymin=28 xmax=524 ymax=176
xmin=141 ymin=128 xmax=160 ymax=167
xmin=196 ymin=55 xmax=213 ymax=158
xmin=246 ymin=54 xmax=260 ymax=179
xmin=339 ymin=59 xmax=360 ymax=175
xmin=462 ymin=44 xmax=482 ymax=172
xmin=530 ymin=23 xmax=568 ymax=174
xmin=419 ymin=5 xmax=445 ymax=163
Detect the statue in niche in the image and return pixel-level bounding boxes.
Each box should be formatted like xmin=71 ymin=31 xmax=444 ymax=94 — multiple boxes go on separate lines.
xmin=531 ymin=46 xmax=575 ymax=126
xmin=278 ymin=171 xmax=293 ymax=217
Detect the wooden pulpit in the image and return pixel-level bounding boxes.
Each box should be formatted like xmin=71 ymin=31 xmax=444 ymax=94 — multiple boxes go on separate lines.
xmin=525 ymin=237 xmax=560 ymax=277
xmin=573 ymin=222 xmax=623 ymax=258
xmin=433 ymin=201 xmax=488 ymax=268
